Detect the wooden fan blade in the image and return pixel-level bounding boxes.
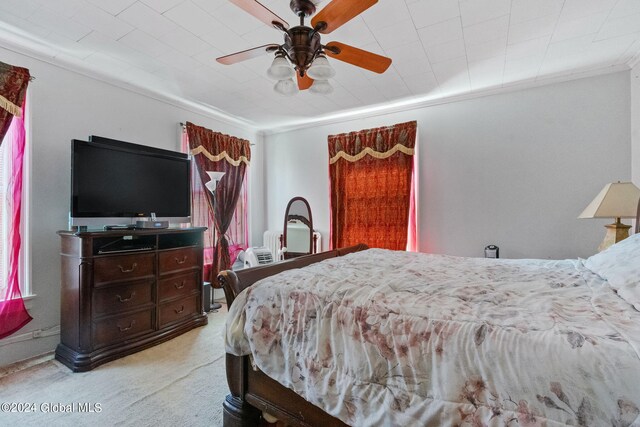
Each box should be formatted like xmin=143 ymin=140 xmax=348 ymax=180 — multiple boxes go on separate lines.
xmin=311 ymin=0 xmax=377 ymax=34
xmin=325 ymin=42 xmax=391 ymax=73
xmin=297 ymin=73 xmax=314 ymax=90
xmin=229 ymin=0 xmax=290 ymax=30
xmin=216 ymin=44 xmax=280 ymax=65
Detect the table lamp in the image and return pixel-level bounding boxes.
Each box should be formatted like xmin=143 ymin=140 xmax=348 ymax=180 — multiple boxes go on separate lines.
xmin=578 ymin=181 xmax=640 ymax=251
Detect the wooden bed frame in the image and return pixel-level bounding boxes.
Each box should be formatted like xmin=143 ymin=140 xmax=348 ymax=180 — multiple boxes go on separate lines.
xmin=218 ymin=244 xmax=368 ymax=427
xmin=218 ymin=199 xmax=640 ymax=427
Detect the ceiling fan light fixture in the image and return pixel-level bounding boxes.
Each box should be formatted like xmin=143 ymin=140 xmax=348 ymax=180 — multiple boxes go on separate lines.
xmin=274 ymin=78 xmax=299 ymax=96
xmin=309 ymin=79 xmax=333 ymax=94
xmin=218 ymin=0 xmax=392 ymax=95
xmin=267 ymin=55 xmax=294 ymax=80
xmin=306 ymin=55 xmax=335 ymax=80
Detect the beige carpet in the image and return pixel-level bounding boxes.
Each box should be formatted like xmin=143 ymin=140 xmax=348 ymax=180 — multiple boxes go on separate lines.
xmin=0 ymin=307 xmax=229 ymax=427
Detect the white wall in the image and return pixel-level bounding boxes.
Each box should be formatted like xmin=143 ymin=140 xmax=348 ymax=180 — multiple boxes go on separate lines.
xmin=632 ymin=63 xmax=640 ymax=190
xmin=0 ymin=46 xmax=261 ymax=367
xmin=263 ymin=72 xmax=631 ymax=260
xmin=632 ymin=63 xmax=640 ymax=232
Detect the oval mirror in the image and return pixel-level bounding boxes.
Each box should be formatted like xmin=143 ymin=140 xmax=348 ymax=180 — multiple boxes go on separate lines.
xmin=282 ymin=197 xmax=313 ymax=259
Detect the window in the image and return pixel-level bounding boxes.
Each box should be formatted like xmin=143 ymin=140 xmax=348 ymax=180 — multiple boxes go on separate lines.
xmin=328 ymin=121 xmax=417 ymax=251
xmin=339 ymin=160 xmax=412 ymax=249
xmin=181 ymin=130 xmax=248 ymax=273
xmin=0 ymin=63 xmax=32 ymax=338
xmin=0 ymin=105 xmax=30 ymax=301
xmin=0 ymin=139 xmax=6 ymax=299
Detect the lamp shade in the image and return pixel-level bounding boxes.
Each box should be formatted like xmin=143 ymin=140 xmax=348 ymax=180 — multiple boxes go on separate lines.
xmin=273 ymin=78 xmax=299 ymax=96
xmin=205 ymin=171 xmax=225 ymax=193
xmin=267 ymin=55 xmax=294 ymax=80
xmin=307 ymin=55 xmax=335 ymax=80
xmin=578 ymin=182 xmax=640 ymax=219
xmin=309 ymin=79 xmax=333 ymax=94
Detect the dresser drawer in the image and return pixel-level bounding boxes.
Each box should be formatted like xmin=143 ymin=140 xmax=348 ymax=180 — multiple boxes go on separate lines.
xmin=94 ymin=253 xmax=155 ymax=285
xmin=158 ymin=272 xmax=199 ymax=302
xmin=93 ymin=281 xmax=154 ymax=316
xmin=92 ymin=309 xmax=153 ymax=349
xmin=159 ymin=295 xmax=199 ymax=328
xmin=159 ymin=248 xmax=200 ymax=274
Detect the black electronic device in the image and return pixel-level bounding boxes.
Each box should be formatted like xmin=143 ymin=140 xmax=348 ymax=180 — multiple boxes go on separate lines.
xmin=103 ymin=224 xmax=137 ymax=230
xmin=484 ymin=245 xmax=499 ymax=258
xmin=135 ymin=212 xmax=169 ymax=229
xmin=70 ymin=136 xmax=191 ymax=227
xmin=135 ymin=220 xmax=170 ymax=229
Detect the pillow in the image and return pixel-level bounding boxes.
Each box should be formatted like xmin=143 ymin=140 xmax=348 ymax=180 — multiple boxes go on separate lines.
xmin=585 ymin=232 xmax=640 ymax=311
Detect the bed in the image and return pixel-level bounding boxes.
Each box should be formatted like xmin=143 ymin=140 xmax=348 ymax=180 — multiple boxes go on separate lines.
xmin=218 ymin=209 xmax=640 ymax=427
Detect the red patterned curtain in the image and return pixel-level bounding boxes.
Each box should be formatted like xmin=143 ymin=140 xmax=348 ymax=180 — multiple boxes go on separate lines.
xmin=329 ymin=121 xmax=417 ymax=250
xmin=0 ymin=62 xmax=29 ymax=145
xmin=186 ymin=122 xmax=250 ymax=284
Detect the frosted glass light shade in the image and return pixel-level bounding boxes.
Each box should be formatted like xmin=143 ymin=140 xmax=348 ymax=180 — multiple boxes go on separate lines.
xmin=205 ymin=171 xmax=225 ymax=193
xmin=309 ymin=79 xmax=333 ymax=94
xmin=267 ymin=56 xmax=294 ymax=80
xmin=578 ymin=182 xmax=640 ymax=219
xmin=274 ymin=78 xmax=299 ymax=96
xmin=307 ymin=55 xmax=335 ymax=80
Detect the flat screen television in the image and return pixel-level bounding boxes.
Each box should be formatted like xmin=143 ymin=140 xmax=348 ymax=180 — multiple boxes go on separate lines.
xmin=70 ymin=136 xmax=191 ymax=227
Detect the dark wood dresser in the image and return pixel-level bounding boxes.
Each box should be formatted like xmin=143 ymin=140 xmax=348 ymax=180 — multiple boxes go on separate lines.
xmin=56 ymin=227 xmax=208 ymax=372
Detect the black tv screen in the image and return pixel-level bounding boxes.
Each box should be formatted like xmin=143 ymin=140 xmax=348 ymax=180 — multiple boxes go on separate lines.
xmin=71 ymin=137 xmax=190 ymax=221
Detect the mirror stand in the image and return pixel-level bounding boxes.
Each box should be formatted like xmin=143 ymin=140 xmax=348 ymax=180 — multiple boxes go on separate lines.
xmin=280 ymin=196 xmax=315 ymax=259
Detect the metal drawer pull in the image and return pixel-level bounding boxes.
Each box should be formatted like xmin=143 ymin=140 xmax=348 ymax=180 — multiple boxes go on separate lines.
xmin=118 ymin=263 xmax=137 ymax=273
xmin=175 ymin=256 xmax=188 ymax=265
xmin=174 ymin=281 xmax=186 ymax=289
xmin=174 ymin=305 xmax=185 ymax=314
xmin=116 ymin=292 xmax=136 ymax=303
xmin=117 ymin=320 xmax=136 ymax=332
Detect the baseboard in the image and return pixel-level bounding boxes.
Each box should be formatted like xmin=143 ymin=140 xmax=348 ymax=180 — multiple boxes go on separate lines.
xmin=0 ymin=325 xmax=60 ymax=347
xmin=0 ymin=351 xmax=55 ymax=379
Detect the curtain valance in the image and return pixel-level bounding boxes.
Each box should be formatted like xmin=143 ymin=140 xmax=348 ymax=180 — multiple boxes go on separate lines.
xmin=328 ymin=121 xmax=417 ymax=164
xmin=0 ymin=61 xmax=29 ymax=118
xmin=186 ymin=121 xmax=251 ymax=166
xmin=0 ymin=62 xmax=30 ymax=148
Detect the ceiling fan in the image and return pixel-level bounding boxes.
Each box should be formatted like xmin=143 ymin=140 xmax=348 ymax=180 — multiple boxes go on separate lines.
xmin=216 ymin=0 xmax=392 ymax=95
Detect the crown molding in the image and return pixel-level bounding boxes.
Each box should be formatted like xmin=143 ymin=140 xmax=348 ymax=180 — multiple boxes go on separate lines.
xmin=0 ymin=27 xmax=259 ymax=133
xmin=628 ymin=51 xmax=640 ymax=70
xmin=259 ymin=64 xmax=631 ymax=135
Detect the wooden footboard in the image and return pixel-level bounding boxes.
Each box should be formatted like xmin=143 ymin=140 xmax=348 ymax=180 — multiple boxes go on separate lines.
xmin=218 ymin=244 xmax=368 ymax=427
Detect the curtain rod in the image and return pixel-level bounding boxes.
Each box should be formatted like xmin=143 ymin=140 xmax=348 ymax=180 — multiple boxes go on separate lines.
xmin=180 ymin=122 xmax=255 ymax=146
xmin=0 ymin=63 xmax=35 ymax=81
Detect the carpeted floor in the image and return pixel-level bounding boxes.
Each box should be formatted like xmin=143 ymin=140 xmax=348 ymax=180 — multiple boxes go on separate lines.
xmin=0 ymin=306 xmax=229 ymax=427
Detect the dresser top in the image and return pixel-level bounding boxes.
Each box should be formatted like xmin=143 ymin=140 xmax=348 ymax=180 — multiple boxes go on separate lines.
xmin=58 ymin=227 xmax=207 ymax=238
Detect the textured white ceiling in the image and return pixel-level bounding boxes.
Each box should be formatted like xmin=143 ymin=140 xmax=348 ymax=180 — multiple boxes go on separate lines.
xmin=1 ymin=0 xmax=639 ymax=130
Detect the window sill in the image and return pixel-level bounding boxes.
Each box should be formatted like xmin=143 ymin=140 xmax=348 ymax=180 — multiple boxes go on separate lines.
xmin=1 ymin=294 xmax=37 ymax=310
xmin=23 ymin=294 xmax=36 ymax=310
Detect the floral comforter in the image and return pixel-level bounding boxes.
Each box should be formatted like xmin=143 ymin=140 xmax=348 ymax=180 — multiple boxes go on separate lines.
xmin=225 ymin=249 xmax=640 ymax=426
